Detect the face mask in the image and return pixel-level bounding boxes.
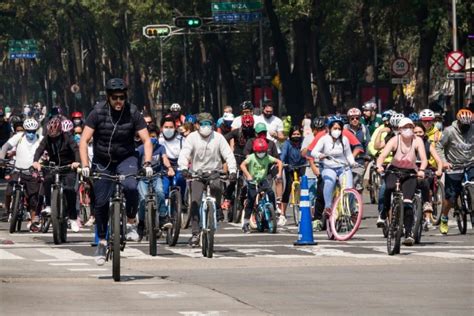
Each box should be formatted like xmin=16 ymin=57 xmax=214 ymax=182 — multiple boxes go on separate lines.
xmin=73 ymin=119 xmax=82 ymax=126
xmin=331 ymin=129 xmax=341 ymax=139
xmin=264 ymin=113 xmax=272 ymax=119
xmin=199 ymin=125 xmax=212 ymax=137
xmin=256 ymin=152 xmax=266 ymax=159
xmin=25 ymin=132 xmax=36 ymax=142
xmin=73 ymin=134 xmax=81 ymax=143
xmin=459 ymin=124 xmax=470 ymax=134
xmin=400 ymin=128 xmax=414 ymax=138
xmin=290 ymin=136 xmax=302 ymax=143
xmin=434 ymin=122 xmax=443 ymax=130
xmin=162 ymin=128 xmax=175 ymax=139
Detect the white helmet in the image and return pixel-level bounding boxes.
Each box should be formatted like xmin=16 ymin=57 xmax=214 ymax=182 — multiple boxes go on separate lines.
xmin=170 ymin=103 xmax=181 ymax=112
xmin=362 ymin=101 xmax=377 ymax=111
xmin=61 ymin=119 xmax=74 ymax=132
xmin=419 ymin=109 xmax=435 ymax=121
xmin=222 ymin=112 xmax=234 ymax=122
xmin=390 ymin=113 xmax=405 ymax=128
xmin=347 ymin=108 xmax=362 ymax=117
xmin=23 ymin=118 xmax=39 ymax=131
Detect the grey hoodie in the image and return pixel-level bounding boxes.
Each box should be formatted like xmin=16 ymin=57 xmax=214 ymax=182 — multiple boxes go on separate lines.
xmin=436 ymin=120 xmax=474 ymax=170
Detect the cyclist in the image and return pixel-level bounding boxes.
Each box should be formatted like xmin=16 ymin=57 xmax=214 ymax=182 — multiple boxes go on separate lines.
xmin=71 ymin=111 xmax=83 ymax=127
xmin=360 ymin=101 xmax=382 ymax=134
xmin=78 ymin=78 xmax=152 ymax=265
xmin=240 ymin=138 xmax=283 ymax=233
xmin=419 ymin=109 xmax=442 ymax=168
xmin=254 ymin=101 xmax=285 ymax=150
xmin=244 ymin=123 xmax=279 ymax=158
xmin=0 ymin=118 xmax=42 ymax=231
xmin=280 ymin=126 xmax=306 ymax=223
xmin=216 ymin=112 xmax=234 ymax=136
xmin=178 ymin=112 xmax=237 ymax=247
xmin=231 ymin=101 xmax=256 ymax=130
xmin=376 ymin=118 xmax=428 ymax=246
xmin=435 ymin=109 xmax=473 ymax=235
xmin=169 ymin=103 xmax=185 ymax=127
xmin=302 ymin=112 xmax=312 ymax=137
xmin=311 ymin=117 xmax=357 ymax=216
xmin=32 ymin=117 xmax=81 ymax=232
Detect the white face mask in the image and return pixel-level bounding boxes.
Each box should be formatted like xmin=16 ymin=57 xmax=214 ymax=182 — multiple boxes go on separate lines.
xmin=331 ymin=129 xmax=341 ymax=139
xmin=199 ymin=125 xmax=213 ymax=137
xmin=256 ymin=152 xmax=266 ymax=159
xmin=400 ymin=128 xmax=414 ymax=138
xmin=162 ymin=128 xmax=175 ymax=139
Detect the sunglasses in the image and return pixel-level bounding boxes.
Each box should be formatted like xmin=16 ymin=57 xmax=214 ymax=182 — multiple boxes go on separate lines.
xmin=200 ymin=121 xmax=212 ymax=127
xmin=110 ymin=95 xmax=126 ymax=101
xmin=145 ymin=121 xmax=152 ymax=125
xmin=350 ymin=117 xmax=360 ymax=121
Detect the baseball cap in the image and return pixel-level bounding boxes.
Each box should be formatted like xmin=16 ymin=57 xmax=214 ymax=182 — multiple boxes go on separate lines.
xmin=255 ymin=122 xmax=267 ymax=134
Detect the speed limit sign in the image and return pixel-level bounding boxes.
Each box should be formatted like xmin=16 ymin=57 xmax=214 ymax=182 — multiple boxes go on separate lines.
xmin=391 ymin=58 xmax=410 ymax=77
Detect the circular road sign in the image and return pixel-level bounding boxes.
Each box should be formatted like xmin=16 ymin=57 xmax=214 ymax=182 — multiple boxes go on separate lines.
xmin=445 ymin=51 xmax=465 ymax=73
xmin=391 ymin=58 xmax=410 ymax=77
xmin=70 ymin=84 xmax=80 ymax=94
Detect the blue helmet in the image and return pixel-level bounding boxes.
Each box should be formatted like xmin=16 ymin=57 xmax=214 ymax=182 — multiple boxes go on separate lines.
xmin=185 ymin=114 xmax=197 ymax=124
xmin=326 ymin=115 xmax=344 ymax=128
xmin=382 ymin=110 xmax=394 ymax=122
xmin=408 ymin=112 xmax=419 ymax=122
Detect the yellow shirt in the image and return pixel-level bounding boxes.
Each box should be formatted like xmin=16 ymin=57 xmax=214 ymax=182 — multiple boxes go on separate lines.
xmin=426 ymin=127 xmax=442 ymax=167
xmin=368 ymin=124 xmax=392 ymax=164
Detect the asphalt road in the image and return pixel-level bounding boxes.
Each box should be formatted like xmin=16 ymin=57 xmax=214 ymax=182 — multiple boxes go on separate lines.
xmin=0 ymin=189 xmax=473 ymax=315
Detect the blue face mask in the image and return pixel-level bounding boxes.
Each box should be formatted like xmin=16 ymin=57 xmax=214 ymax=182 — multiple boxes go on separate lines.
xmin=73 ymin=134 xmax=81 ymax=143
xmin=25 ymin=132 xmax=36 ymax=142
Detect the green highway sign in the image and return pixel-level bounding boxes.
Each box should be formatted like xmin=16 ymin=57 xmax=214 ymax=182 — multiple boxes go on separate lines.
xmin=8 ymin=39 xmax=39 ymax=59
xmin=212 ymin=1 xmax=263 ymax=12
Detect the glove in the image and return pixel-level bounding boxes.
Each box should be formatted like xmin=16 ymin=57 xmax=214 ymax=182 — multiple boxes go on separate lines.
xmin=145 ymin=166 xmax=153 ymax=177
xmin=82 ymin=166 xmax=90 ymax=178
xmin=229 ymin=172 xmax=237 ymax=181
xmin=181 ymin=169 xmax=190 ymax=178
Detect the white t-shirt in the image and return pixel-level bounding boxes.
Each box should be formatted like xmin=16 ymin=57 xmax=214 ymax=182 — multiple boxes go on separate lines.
xmin=7 ymin=132 xmax=43 ymax=170
xmin=254 ymin=114 xmax=284 ymax=144
xmin=231 ymin=114 xmax=259 ymax=129
xmin=159 ymin=134 xmax=184 ymax=161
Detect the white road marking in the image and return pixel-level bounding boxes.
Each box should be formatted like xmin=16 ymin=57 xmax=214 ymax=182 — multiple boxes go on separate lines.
xmin=35 ymin=259 xmax=73 ymax=262
xmin=49 ymin=262 xmax=89 ymax=266
xmin=68 ymin=268 xmax=108 ymax=271
xmin=139 ymin=291 xmax=186 ymax=299
xmin=179 ymin=312 xmax=228 ymax=316
xmin=121 ymin=247 xmax=169 ymax=260
xmin=167 ymin=248 xmax=213 ymax=258
xmin=38 ymin=248 xmax=92 ymax=260
xmin=0 ymin=249 xmax=24 ymax=260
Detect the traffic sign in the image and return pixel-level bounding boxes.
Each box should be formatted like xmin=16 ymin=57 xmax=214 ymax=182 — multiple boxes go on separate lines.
xmin=8 ymin=39 xmax=39 ymax=59
xmin=391 ymin=58 xmax=410 ymax=77
xmin=445 ymin=51 xmax=465 ymax=72
xmin=391 ymin=78 xmax=410 ymax=85
xmin=143 ymin=25 xmax=172 ymax=38
xmin=212 ymin=1 xmax=263 ymax=12
xmin=446 ymin=72 xmax=465 ymax=80
xmin=212 ymin=1 xmax=263 ymax=23
xmin=213 ymin=12 xmax=261 ymax=23
xmin=70 ymin=84 xmax=80 ymax=94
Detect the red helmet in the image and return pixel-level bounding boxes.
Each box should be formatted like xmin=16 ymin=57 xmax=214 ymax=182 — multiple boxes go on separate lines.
xmin=71 ymin=111 xmax=83 ymax=119
xmin=241 ymin=114 xmax=254 ymax=128
xmin=47 ymin=117 xmax=62 ymax=137
xmin=252 ymin=138 xmax=268 ymax=153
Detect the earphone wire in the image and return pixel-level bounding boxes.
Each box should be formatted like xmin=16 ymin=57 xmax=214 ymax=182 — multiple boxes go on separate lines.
xmin=96 ymin=102 xmax=125 ymax=172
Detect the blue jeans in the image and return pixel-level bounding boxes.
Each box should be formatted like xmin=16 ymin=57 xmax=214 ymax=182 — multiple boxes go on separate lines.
xmin=378 ymin=180 xmax=386 ymax=215
xmin=162 ymin=170 xmax=187 ymax=200
xmin=137 ymin=177 xmax=167 ymax=222
xmin=321 ymin=167 xmax=353 ymax=209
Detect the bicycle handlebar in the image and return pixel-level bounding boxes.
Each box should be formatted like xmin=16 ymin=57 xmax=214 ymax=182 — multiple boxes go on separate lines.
xmin=189 ymin=170 xmax=228 ymax=181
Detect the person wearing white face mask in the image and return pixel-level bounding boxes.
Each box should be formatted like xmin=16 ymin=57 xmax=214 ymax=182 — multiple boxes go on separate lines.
xmin=311 ymin=117 xmax=357 ymax=217
xmin=376 ymin=118 xmax=428 ymax=246
xmin=178 ymin=112 xmax=237 ymax=247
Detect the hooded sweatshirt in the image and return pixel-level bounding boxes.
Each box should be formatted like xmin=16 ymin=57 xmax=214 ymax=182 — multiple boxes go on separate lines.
xmin=436 ymin=120 xmax=474 ymax=170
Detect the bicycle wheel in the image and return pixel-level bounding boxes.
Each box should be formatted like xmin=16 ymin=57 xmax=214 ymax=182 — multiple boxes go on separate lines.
xmin=387 ymin=197 xmax=403 ymax=255
xmin=146 ymin=199 xmax=157 ymax=256
xmin=232 ymin=180 xmax=244 ymax=224
xmin=205 ymin=201 xmax=215 ymax=258
xmin=329 ymin=188 xmax=363 ymax=241
xmin=412 ymin=194 xmax=423 ymax=244
xmin=432 ymin=181 xmax=444 ymax=225
xmin=81 ymin=205 xmax=91 ymax=224
xmin=41 ymin=217 xmax=51 ymax=233
xmin=9 ymin=190 xmax=21 ymax=234
xmin=51 ymin=188 xmax=61 ymax=244
xmin=181 ymin=187 xmax=192 ymax=229
xmin=370 ymin=171 xmax=379 ymax=204
xmin=167 ymin=190 xmax=182 ymax=246
xmin=59 ymin=193 xmax=67 ymax=243
xmin=111 ymin=202 xmax=121 ymax=282
xmin=454 ymin=206 xmax=467 ymax=235
xmin=254 ymin=206 xmax=264 ymax=232
xmin=264 ymin=203 xmax=277 ymax=234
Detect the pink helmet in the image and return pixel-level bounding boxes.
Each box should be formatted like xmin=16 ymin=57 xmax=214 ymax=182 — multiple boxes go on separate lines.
xmin=347 ymin=108 xmax=362 ymax=117
xmin=61 ymin=119 xmax=74 ymax=132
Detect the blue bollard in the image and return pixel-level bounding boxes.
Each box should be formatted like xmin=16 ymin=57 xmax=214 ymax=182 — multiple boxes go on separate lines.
xmin=294 ymin=175 xmax=317 ymax=246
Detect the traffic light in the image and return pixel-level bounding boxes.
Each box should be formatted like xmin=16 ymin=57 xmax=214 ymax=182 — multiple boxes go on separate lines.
xmin=143 ymin=25 xmax=171 ymax=38
xmin=174 ymin=16 xmax=202 ymax=28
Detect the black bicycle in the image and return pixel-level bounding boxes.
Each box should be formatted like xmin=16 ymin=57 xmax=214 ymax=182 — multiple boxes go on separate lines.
xmin=367 ymin=158 xmax=381 ymax=204
xmin=165 ymin=172 xmax=182 ymax=247
xmin=453 ymin=167 xmax=474 ymax=234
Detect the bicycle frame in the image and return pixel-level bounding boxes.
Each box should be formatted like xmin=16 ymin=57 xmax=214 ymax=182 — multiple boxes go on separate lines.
xmin=199 ymin=183 xmax=217 ymax=231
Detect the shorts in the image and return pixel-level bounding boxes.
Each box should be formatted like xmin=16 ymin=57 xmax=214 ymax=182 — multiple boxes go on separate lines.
xmin=445 ymin=167 xmax=474 ymax=203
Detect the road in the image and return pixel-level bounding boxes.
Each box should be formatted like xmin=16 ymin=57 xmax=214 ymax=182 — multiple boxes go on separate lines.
xmin=0 ymin=190 xmax=473 ymax=315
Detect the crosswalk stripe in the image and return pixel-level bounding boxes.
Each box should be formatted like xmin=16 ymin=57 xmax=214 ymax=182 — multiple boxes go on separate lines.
xmin=0 ymin=249 xmax=24 ymax=260
xmin=122 ymin=247 xmax=169 ymax=260
xmin=38 ymin=248 xmax=92 ymax=260
xmin=49 ymin=262 xmax=89 ymax=266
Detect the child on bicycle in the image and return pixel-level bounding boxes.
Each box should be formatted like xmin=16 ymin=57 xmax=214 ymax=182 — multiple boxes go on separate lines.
xmin=240 ymin=138 xmax=283 ymax=233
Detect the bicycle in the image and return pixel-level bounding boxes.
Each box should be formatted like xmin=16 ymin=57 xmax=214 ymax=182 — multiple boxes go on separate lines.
xmin=165 ymin=172 xmax=182 ymax=246
xmin=78 ymin=174 xmax=92 ymax=225
xmin=383 ymin=169 xmax=418 ymax=255
xmin=190 ymin=170 xmax=227 ymax=258
xmin=430 ymin=170 xmax=444 ymax=226
xmin=366 ymin=158 xmax=381 ymax=205
xmin=412 ymin=187 xmax=423 ymax=244
xmin=248 ymin=180 xmax=278 ymax=233
xmin=230 ymin=154 xmax=246 ymax=224
xmin=452 ymin=167 xmax=474 ymax=234
xmin=323 ymin=157 xmax=363 ymax=241
xmin=284 ymin=164 xmax=308 ymax=226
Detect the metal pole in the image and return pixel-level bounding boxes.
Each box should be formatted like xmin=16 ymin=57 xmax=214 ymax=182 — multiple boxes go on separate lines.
xmin=183 ymin=35 xmax=187 ymax=111
xmin=259 ymin=19 xmax=264 ymax=107
xmin=374 ymin=36 xmax=380 ymax=112
xmin=160 ymin=37 xmax=164 ymax=118
xmin=452 ymin=0 xmax=462 ymax=112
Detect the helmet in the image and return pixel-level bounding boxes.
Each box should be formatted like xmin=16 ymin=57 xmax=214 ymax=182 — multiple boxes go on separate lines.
xmin=408 ymin=112 xmax=419 ymax=122
xmin=419 ymin=109 xmax=435 ymax=121
xmin=312 ymin=117 xmax=326 ymax=129
xmin=105 ymin=78 xmax=127 ymax=92
xmin=362 ymin=101 xmax=377 ymax=111
xmin=456 ymin=109 xmax=472 ymax=124
xmin=185 ymin=114 xmax=196 ymax=124
xmin=252 ymin=138 xmax=268 ymax=153
xmin=241 ymin=114 xmax=254 ymax=128
xmin=382 ymin=110 xmax=394 ymax=121
xmin=255 ymin=122 xmax=267 ymax=134
xmin=61 ymin=119 xmax=74 ymax=132
xmin=390 ymin=113 xmax=405 ymax=128
xmin=347 ymin=108 xmax=362 ymax=117
xmin=170 ymin=103 xmax=181 ymax=112
xmin=340 ymin=114 xmax=349 ymax=125
xmin=240 ymin=101 xmax=254 ymax=111
xmin=47 ymin=117 xmax=62 ymax=137
xmin=327 ymin=115 xmax=344 ymax=127
xmin=71 ymin=111 xmax=83 ymax=119
xmin=23 ymin=118 xmax=39 ymax=131
xmin=222 ymin=112 xmax=234 ymax=122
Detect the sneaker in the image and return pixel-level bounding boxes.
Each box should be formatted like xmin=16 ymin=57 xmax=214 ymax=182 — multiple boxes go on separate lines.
xmin=423 ymin=202 xmax=433 ymax=212
xmin=126 ymin=223 xmax=139 ymax=241
xmin=439 ymin=216 xmax=449 ymax=235
xmin=423 ymin=219 xmax=431 ymax=232
xmin=277 ymin=215 xmax=287 ymax=227
xmin=76 ymin=218 xmax=83 ymax=229
xmin=94 ymin=241 xmax=107 ymax=266
xmin=312 ymin=219 xmax=323 ymax=231
xmin=159 ymin=216 xmax=173 ymax=230
xmin=41 ymin=206 xmax=51 ymax=216
xmin=403 ymin=233 xmax=415 ymax=246
xmin=242 ymin=223 xmax=250 ymax=234
xmin=188 ymin=234 xmax=200 ymax=248
xmin=376 ymin=215 xmax=385 ymax=228
xmin=70 ymin=219 xmax=80 ymax=233
xmin=28 ymin=222 xmax=39 ymax=232
xmin=137 ymin=221 xmax=145 ymax=242
xmin=84 ymin=217 xmax=95 ymax=227
xmin=221 ymin=199 xmax=231 ymax=210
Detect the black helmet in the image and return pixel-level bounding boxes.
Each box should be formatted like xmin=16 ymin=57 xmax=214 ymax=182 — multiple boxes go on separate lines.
xmin=106 ymin=78 xmax=127 ymax=93
xmin=240 ymin=101 xmax=254 ymax=111
xmin=312 ymin=116 xmax=326 ymax=129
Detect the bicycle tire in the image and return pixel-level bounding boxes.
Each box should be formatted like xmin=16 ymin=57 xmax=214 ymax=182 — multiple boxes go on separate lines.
xmin=181 ymin=188 xmax=192 ymax=229
xmin=41 ymin=217 xmax=51 ymax=233
xmin=292 ymin=204 xmax=300 ymax=227
xmin=60 ymin=192 xmax=67 ymax=243
xmin=370 ymin=171 xmax=379 ymax=204
xmin=9 ymin=190 xmax=21 ymax=234
xmin=146 ymin=199 xmax=157 ymax=256
xmin=329 ymin=188 xmax=363 ymax=241
xmin=455 ymin=207 xmax=467 ymax=235
xmin=232 ymin=180 xmax=243 ymax=224
xmin=167 ymin=190 xmax=182 ymax=246
xmin=387 ymin=197 xmax=403 ymax=255
xmin=265 ymin=203 xmax=277 ymax=234
xmin=51 ymin=188 xmax=61 ymax=244
xmin=432 ymin=181 xmax=444 ymax=225
xmin=412 ymin=194 xmax=423 ymax=244
xmin=111 ymin=201 xmax=121 ymax=282
xmin=254 ymin=205 xmax=264 ymax=232
xmin=205 ymin=201 xmax=215 ymax=258
xmin=81 ymin=205 xmax=91 ymax=224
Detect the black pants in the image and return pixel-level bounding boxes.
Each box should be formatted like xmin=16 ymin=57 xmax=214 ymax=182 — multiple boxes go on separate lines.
xmin=313 ymin=175 xmax=325 ymax=221
xmin=42 ymin=171 xmax=77 ymax=220
xmin=245 ymin=179 xmax=276 ymax=220
xmin=190 ymin=179 xmax=222 ymax=235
